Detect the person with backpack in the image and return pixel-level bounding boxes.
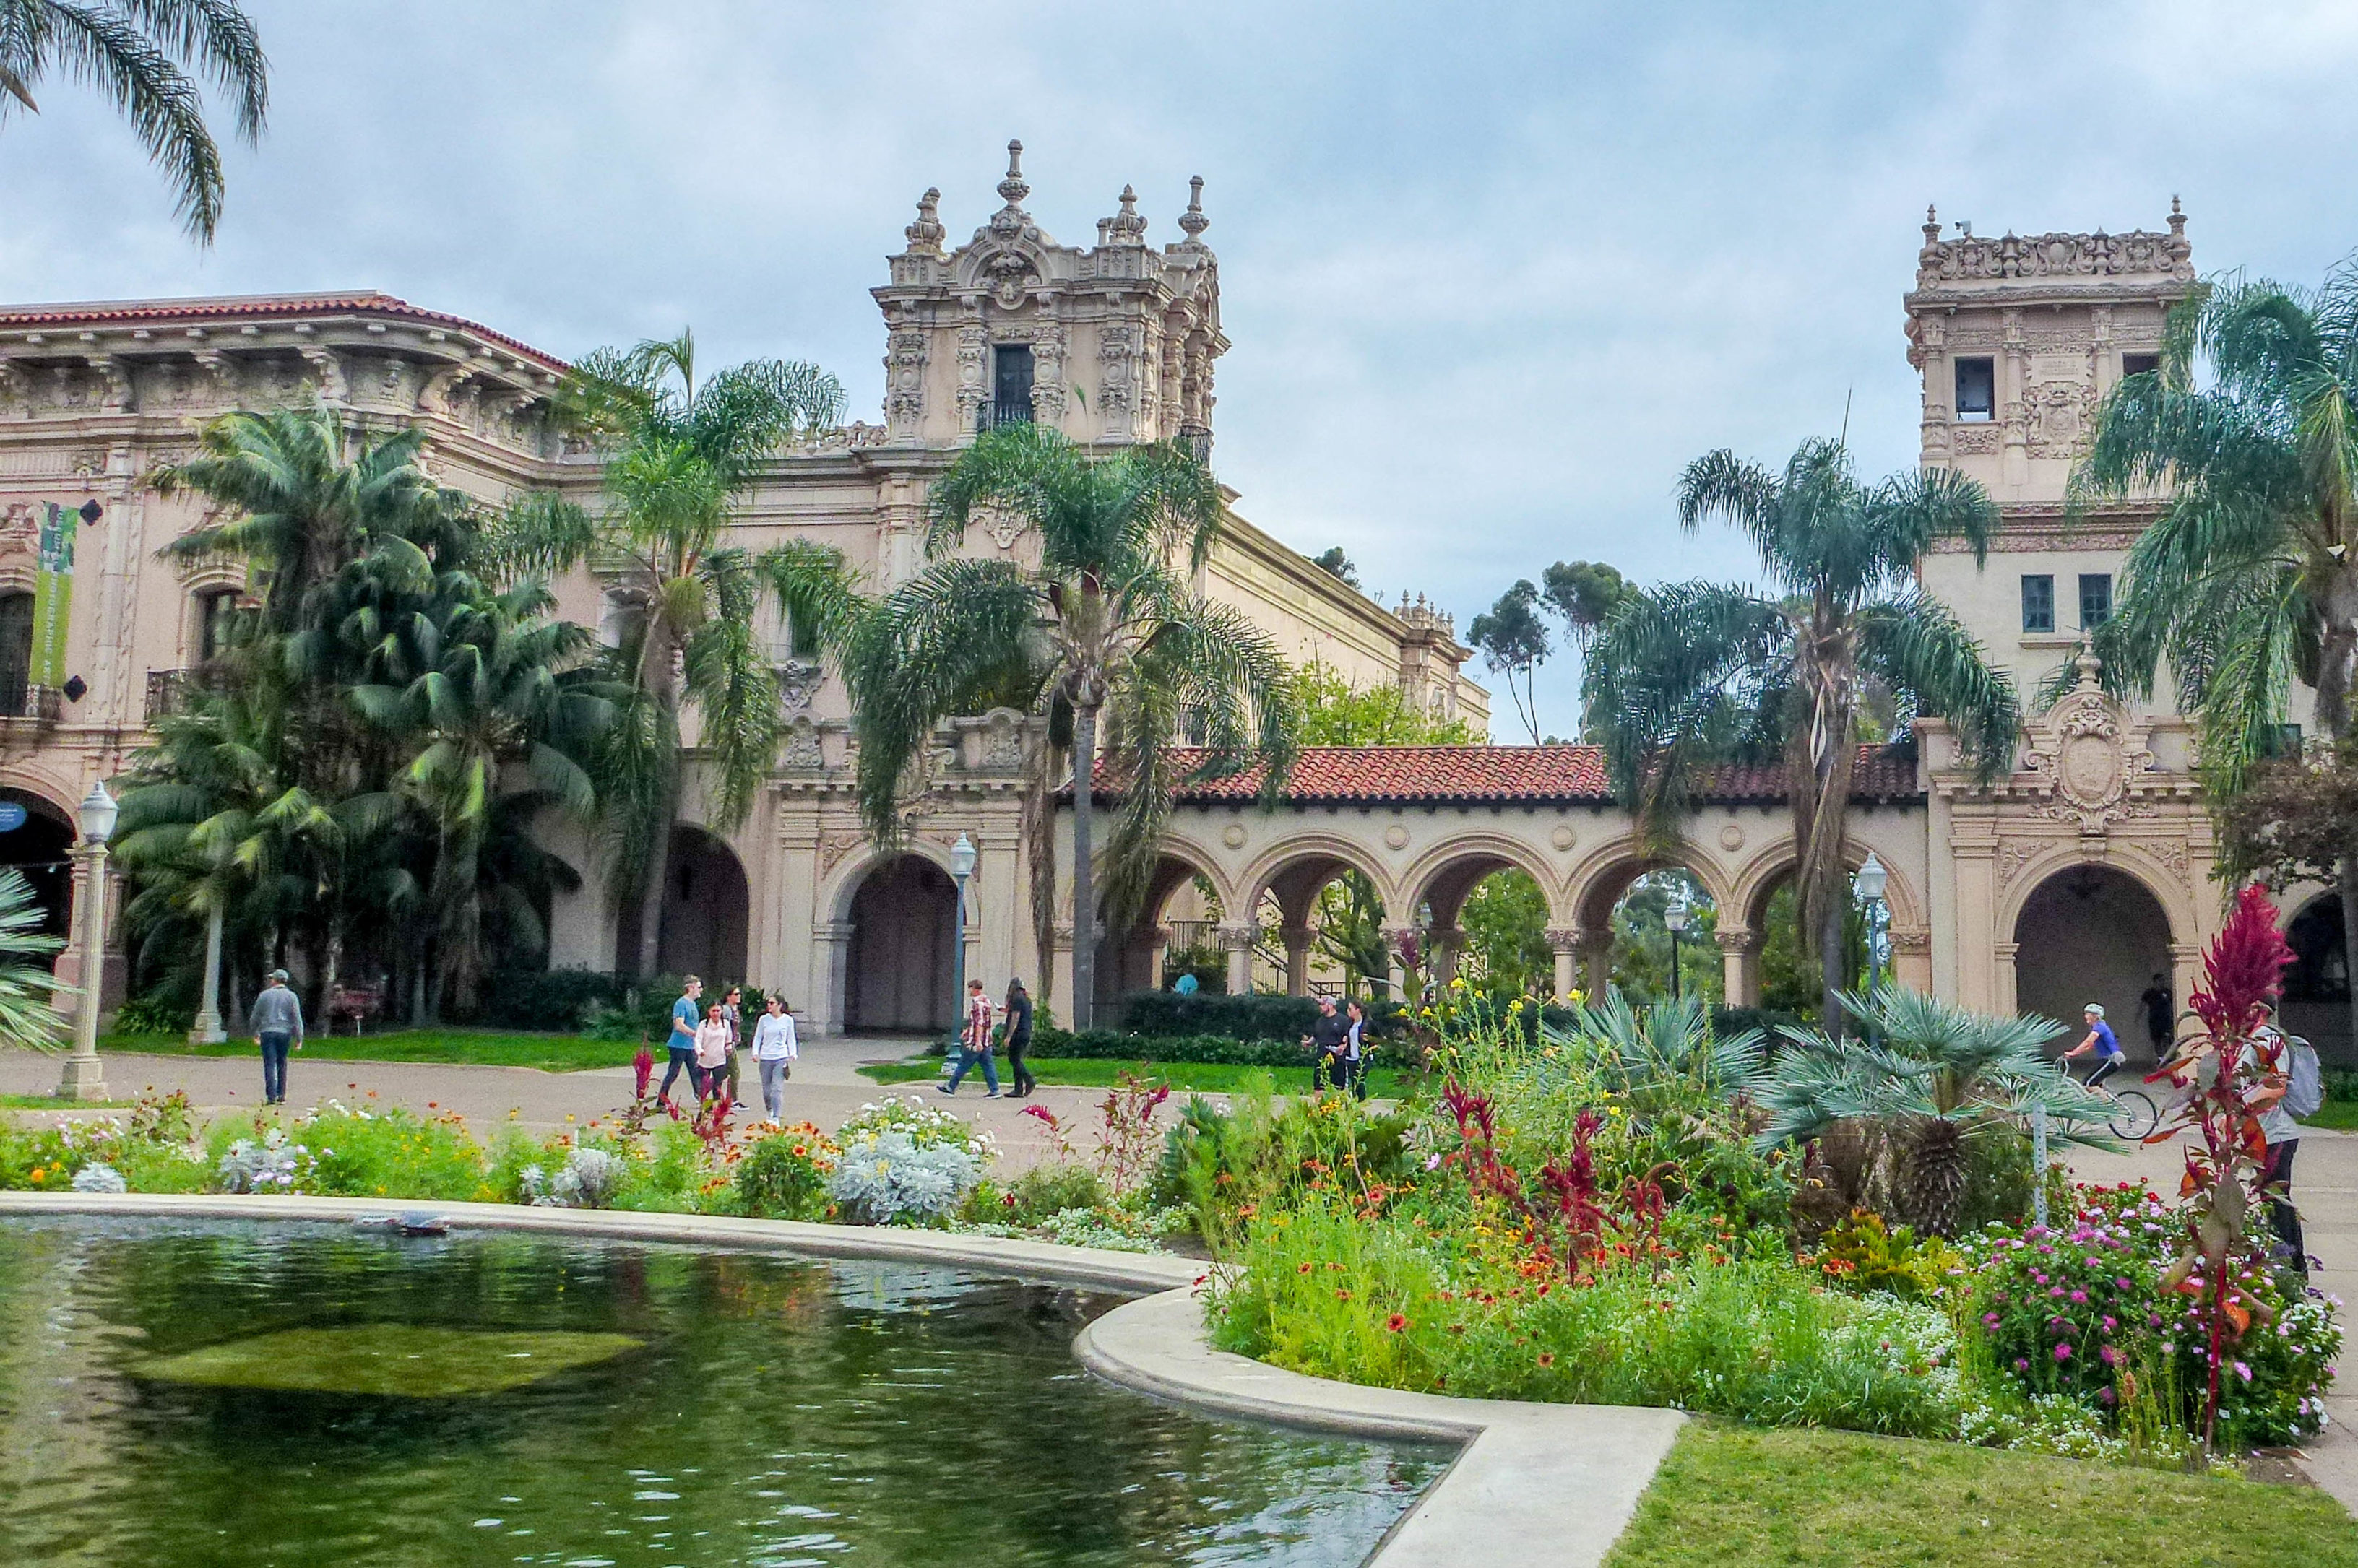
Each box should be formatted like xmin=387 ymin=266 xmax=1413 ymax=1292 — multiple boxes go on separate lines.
xmin=2252 ymin=1000 xmax=2322 ymax=1276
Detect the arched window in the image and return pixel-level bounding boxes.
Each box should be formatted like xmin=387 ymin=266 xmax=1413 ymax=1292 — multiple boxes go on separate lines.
xmin=0 ymin=592 xmax=32 ymax=715
xmin=194 ymin=588 xmax=238 ymax=664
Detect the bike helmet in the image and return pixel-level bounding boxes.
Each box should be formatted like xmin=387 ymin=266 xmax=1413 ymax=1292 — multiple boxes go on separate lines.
xmin=2083 ymin=1002 xmax=2105 ymax=1018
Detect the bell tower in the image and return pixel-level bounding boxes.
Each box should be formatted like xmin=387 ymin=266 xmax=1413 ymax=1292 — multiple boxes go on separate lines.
xmin=873 ymin=142 xmax=1226 ymax=455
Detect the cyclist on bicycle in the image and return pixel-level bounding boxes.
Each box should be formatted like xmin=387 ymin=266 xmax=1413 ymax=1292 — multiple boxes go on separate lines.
xmin=2062 ymin=1002 xmax=2125 ymax=1089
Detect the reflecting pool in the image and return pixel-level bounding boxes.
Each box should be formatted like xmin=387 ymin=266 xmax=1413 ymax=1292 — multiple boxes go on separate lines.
xmin=0 ymin=1218 xmax=1446 ymax=1566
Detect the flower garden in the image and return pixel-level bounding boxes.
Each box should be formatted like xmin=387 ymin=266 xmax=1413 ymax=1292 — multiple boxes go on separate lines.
xmin=0 ymin=888 xmax=2346 ymax=1541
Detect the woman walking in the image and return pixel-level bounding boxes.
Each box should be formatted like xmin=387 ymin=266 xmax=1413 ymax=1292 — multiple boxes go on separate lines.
xmin=693 ymin=1002 xmax=733 ymax=1104
xmin=1342 ymin=998 xmax=1370 ymax=1101
xmin=751 ymin=994 xmax=798 ymax=1125
xmin=1002 ymin=978 xmax=1036 ymax=1099
xmin=719 ymin=984 xmax=746 ymax=1112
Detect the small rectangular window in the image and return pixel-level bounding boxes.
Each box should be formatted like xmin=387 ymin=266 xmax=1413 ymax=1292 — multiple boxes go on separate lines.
xmin=196 ymin=589 xmax=235 ymax=663
xmin=2263 ymin=723 xmax=2305 ymax=759
xmin=2079 ymin=573 xmax=2113 ymax=628
xmin=787 ymin=613 xmax=819 ymax=660
xmin=1954 ymin=357 xmax=1996 ymax=420
xmin=2121 ymin=352 xmax=2160 ymax=379
xmin=2021 ymin=574 xmax=2055 ymax=634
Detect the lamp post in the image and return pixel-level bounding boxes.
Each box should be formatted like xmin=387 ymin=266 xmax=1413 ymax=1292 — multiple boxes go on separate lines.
xmin=946 ymin=833 xmax=977 ymax=1052
xmin=1664 ymin=891 xmax=1690 ymax=1009
xmin=189 ymin=903 xmax=227 ymax=1045
xmin=1854 ymin=852 xmax=1888 ymax=1044
xmin=56 ymin=781 xmax=116 ymax=1102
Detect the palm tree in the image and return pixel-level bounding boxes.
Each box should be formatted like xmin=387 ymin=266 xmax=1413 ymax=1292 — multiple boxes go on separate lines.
xmin=847 ymin=421 xmax=1300 ymax=1027
xmin=499 ymin=330 xmax=845 ymax=979
xmin=353 ymin=579 xmax=614 ymax=1017
xmin=0 ymin=0 xmax=269 ymax=243
xmin=1745 ymin=988 xmax=2115 ymax=1236
xmin=0 ymin=867 xmax=68 ymax=1049
xmin=1586 ymin=439 xmax=2019 ymax=1029
xmin=2071 ymin=260 xmax=2358 ymax=1054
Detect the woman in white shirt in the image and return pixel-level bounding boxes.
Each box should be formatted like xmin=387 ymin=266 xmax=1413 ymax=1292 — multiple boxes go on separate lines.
xmin=751 ymin=994 xmax=799 ymax=1125
xmin=693 ymin=1004 xmax=732 ymax=1103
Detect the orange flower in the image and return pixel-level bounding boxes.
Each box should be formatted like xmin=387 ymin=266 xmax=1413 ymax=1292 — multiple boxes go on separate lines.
xmin=1537 ymin=1352 xmax=1555 ymax=1368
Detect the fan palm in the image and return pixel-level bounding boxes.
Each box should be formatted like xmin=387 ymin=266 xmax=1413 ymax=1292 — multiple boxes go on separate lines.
xmin=2070 ymin=260 xmax=2358 ymax=1054
xmin=1745 ymin=988 xmax=2114 ymax=1235
xmin=0 ymin=0 xmax=269 ymax=243
xmin=846 ymin=421 xmax=1300 ymax=1026
xmin=0 ymin=867 xmax=68 ymax=1050
xmin=353 ymin=579 xmax=614 ymax=1016
xmin=1586 ymin=439 xmax=2019 ymax=1028
xmin=498 ymin=329 xmax=845 ymax=978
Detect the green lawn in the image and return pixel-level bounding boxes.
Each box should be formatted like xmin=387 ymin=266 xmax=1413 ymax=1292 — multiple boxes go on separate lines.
xmin=0 ymin=1093 xmax=127 ymax=1110
xmin=857 ymin=1055 xmax=1414 ymax=1099
xmin=98 ymin=1029 xmax=636 ymax=1074
xmin=2307 ymin=1098 xmax=2358 ymax=1131
xmin=1602 ymin=1422 xmax=2357 ymax=1567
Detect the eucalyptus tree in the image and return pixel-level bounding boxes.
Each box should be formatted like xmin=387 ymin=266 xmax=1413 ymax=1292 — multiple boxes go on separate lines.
xmin=0 ymin=0 xmax=269 ymax=243
xmin=2070 ymin=261 xmax=2358 ymax=1053
xmin=846 ymin=421 xmax=1299 ymax=1026
xmin=1586 ymin=439 xmax=2018 ymax=1028
xmin=1468 ymin=579 xmax=1551 ymax=744
xmin=498 ymin=330 xmax=845 ymax=979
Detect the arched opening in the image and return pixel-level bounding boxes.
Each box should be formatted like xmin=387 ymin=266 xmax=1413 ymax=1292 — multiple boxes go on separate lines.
xmin=0 ymin=787 xmax=72 ymax=950
xmin=846 ymin=854 xmax=956 ymax=1033
xmin=1243 ymin=849 xmax=1391 ymax=1000
xmin=1740 ymin=869 xmax=1876 ymax=1020
xmin=1092 ymin=853 xmax=1219 ymax=1015
xmin=1409 ymin=850 xmax=1552 ymax=1001
xmin=2284 ymin=895 xmax=2352 ymax=1064
xmin=649 ymin=826 xmax=749 ymax=984
xmin=1572 ymin=858 xmax=1724 ymax=1010
xmin=2013 ymin=865 xmax=2172 ymax=1057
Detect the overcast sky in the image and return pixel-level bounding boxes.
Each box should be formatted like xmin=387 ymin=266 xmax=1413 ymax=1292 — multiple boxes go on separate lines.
xmin=4 ymin=1 xmax=2355 ymax=737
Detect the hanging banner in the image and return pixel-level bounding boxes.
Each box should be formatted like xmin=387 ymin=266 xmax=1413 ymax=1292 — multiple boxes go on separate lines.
xmin=31 ymin=503 xmax=76 ymax=690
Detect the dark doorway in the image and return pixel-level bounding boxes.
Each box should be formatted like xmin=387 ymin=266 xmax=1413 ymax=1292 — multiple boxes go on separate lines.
xmin=0 ymin=788 xmax=73 ymax=961
xmin=847 ymin=855 xmax=956 ymax=1032
xmin=634 ymin=826 xmax=750 ymax=984
xmin=2286 ymin=895 xmax=2354 ymax=1067
xmin=2013 ymin=865 xmax=2172 ymax=1059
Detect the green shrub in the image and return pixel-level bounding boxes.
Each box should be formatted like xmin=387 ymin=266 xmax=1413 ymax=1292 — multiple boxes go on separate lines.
xmin=114 ymin=994 xmax=194 ymax=1036
xmin=1033 ymin=1025 xmax=1420 ymax=1070
xmin=1811 ymin=1210 xmax=1964 ymax=1299
xmin=1002 ymin=1162 xmax=1109 ymax=1225
xmin=215 ymin=1101 xmax=488 ymax=1200
xmin=473 ymin=968 xmax=633 ymax=1031
xmin=730 ymin=1125 xmax=835 ymax=1221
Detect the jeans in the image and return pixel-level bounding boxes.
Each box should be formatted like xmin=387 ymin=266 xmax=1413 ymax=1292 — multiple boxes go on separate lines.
xmin=757 ymin=1056 xmax=790 ymax=1119
xmin=1314 ymin=1051 xmax=1347 ymax=1093
xmin=945 ymin=1046 xmax=998 ymax=1093
xmin=658 ymin=1045 xmax=697 ymax=1102
xmin=2265 ymin=1139 xmax=2306 ymax=1271
xmin=1005 ymin=1036 xmax=1035 ymax=1096
xmin=259 ymin=1031 xmax=292 ymax=1103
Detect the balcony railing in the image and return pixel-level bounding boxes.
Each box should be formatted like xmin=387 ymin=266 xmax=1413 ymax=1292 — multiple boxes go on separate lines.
xmin=977 ymin=397 xmax=1035 ymax=433
xmin=145 ymin=667 xmax=202 ymax=725
xmin=0 ymin=672 xmax=59 ymax=723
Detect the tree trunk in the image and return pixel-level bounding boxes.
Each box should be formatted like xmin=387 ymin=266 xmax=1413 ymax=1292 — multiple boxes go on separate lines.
xmin=633 ymin=800 xmax=673 ymax=981
xmin=1019 ymin=725 xmax=1061 ymax=1010
xmin=1789 ymin=641 xmax=1859 ymax=1037
xmin=1071 ymin=703 xmax=1098 ymax=1030
xmin=2318 ymin=567 xmax=2358 ymax=1065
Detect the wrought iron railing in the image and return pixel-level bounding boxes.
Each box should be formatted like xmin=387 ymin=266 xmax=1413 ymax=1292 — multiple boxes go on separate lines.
xmin=0 ymin=670 xmax=56 ymax=722
xmin=977 ymin=397 xmax=1035 ymax=433
xmin=1178 ymin=425 xmax=1212 ymax=463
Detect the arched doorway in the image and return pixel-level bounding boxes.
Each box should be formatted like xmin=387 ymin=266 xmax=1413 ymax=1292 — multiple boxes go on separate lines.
xmin=0 ymin=787 xmax=73 ymax=949
xmin=650 ymin=826 xmax=749 ymax=983
xmin=2013 ymin=865 xmax=2172 ymax=1057
xmin=1092 ymin=853 xmax=1219 ymax=1015
xmin=2285 ymin=895 xmax=2352 ymax=1065
xmin=846 ymin=854 xmax=956 ymax=1033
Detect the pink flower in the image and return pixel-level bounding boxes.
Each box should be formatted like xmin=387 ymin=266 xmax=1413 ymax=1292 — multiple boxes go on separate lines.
xmin=2013 ymin=1359 xmax=2029 ymax=1372
xmin=2069 ymin=1290 xmax=2088 ymax=1304
xmin=2054 ymin=1343 xmax=2073 ymax=1361
xmin=2100 ymin=1346 xmax=2120 ymax=1366
xmin=2235 ymin=1361 xmax=2253 ymax=1383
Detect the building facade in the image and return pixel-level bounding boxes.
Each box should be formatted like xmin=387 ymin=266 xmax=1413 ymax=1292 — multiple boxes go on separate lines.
xmin=0 ymin=146 xmax=1485 ymax=1036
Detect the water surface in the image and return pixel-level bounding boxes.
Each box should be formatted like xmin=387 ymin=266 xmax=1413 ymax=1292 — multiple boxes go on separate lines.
xmin=0 ymin=1217 xmax=1445 ymax=1566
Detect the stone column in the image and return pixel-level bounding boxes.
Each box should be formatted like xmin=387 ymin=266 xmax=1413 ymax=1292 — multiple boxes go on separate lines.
xmin=1279 ymin=924 xmax=1314 ymax=996
xmin=1217 ymin=922 xmax=1258 ymax=997
xmin=1146 ymin=924 xmax=1175 ymax=991
xmin=1576 ymin=927 xmax=1615 ymax=1002
xmin=1546 ymin=927 xmax=1581 ymax=1003
xmin=1429 ymin=925 xmax=1463 ymax=987
xmin=1889 ymin=928 xmax=1932 ymax=997
xmin=806 ymin=919 xmax=854 ymax=1036
xmin=1716 ymin=926 xmax=1762 ymax=1008
xmin=2166 ymin=941 xmax=2203 ymax=1059
xmin=1992 ymin=940 xmax=2021 ymax=1018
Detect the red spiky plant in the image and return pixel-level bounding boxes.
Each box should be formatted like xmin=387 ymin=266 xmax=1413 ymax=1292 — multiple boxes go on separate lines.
xmin=631 ymin=1040 xmax=655 ymax=1101
xmin=2154 ymin=883 xmax=2294 ymax=1453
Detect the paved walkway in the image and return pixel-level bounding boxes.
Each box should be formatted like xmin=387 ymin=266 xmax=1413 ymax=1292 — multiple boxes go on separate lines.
xmin=0 ymin=1036 xmax=1159 ymax=1174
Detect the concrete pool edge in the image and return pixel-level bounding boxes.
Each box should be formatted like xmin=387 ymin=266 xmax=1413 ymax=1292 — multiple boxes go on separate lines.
xmin=0 ymin=1192 xmax=1683 ymax=1567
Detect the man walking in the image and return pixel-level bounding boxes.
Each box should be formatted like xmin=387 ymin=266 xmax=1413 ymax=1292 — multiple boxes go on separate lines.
xmin=2139 ymin=972 xmax=2174 ymax=1059
xmin=719 ymin=984 xmax=746 ymax=1111
xmin=657 ymin=975 xmax=703 ymax=1104
xmin=1002 ymin=978 xmax=1036 ymax=1099
xmin=1303 ymin=995 xmax=1348 ymax=1093
xmin=252 ymin=969 xmax=304 ymax=1106
xmin=941 ymin=978 xmax=1000 ymax=1096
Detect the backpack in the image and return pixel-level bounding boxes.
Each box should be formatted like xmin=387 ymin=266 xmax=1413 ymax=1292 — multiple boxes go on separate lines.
xmin=2285 ymin=1036 xmax=2325 ymax=1122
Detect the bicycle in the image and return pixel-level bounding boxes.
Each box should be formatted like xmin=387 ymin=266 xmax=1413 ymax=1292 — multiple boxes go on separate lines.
xmin=2065 ymin=1059 xmax=2159 ymax=1140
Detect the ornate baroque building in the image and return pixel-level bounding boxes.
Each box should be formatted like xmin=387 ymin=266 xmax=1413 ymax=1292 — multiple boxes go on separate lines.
xmin=0 ymin=146 xmax=1484 ymax=1034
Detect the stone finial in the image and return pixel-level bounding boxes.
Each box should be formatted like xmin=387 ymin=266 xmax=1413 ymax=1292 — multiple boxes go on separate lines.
xmin=904 ymin=186 xmax=946 ymax=254
xmin=1178 ymin=175 xmax=1209 ymax=242
xmin=2168 ymin=194 xmax=2186 ymax=237
xmin=1923 ymin=204 xmax=1940 ymax=244
xmin=998 ymin=139 xmax=1029 ymax=209
xmin=2074 ymin=634 xmax=2104 ymax=690
xmin=1104 ymin=183 xmax=1148 ymax=245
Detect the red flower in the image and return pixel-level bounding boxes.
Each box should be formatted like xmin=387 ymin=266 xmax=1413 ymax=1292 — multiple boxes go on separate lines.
xmin=1386 ymin=1313 xmax=1409 ymax=1333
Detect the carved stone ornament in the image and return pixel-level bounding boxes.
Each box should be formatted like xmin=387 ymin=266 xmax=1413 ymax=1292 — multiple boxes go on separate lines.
xmin=2024 ymin=378 xmax=2096 ymax=458
xmin=781 ymin=720 xmax=824 ymax=769
xmin=974 ymin=501 xmax=1028 ymax=551
xmin=1222 ymin=823 xmax=1248 ymax=849
xmin=819 ymin=831 xmax=868 ymax=880
xmin=1550 ymin=824 xmax=1577 ymax=851
xmin=1383 ymin=823 xmax=1410 ymax=850
xmin=1995 ymin=839 xmax=2042 ymax=889
xmin=777 ymin=658 xmax=826 ymax=715
xmin=981 ymin=711 xmax=1024 ymax=769
xmin=2019 ymin=647 xmax=2158 ymax=831
xmin=1718 ymin=823 xmax=1745 ymax=852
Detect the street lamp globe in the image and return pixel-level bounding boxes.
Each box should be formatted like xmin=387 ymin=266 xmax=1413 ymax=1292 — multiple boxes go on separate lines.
xmin=1853 ymin=852 xmax=1888 ymax=904
xmin=1663 ymin=893 xmax=1690 ymax=934
xmin=949 ymin=832 xmax=977 ymax=880
xmin=77 ymin=780 xmax=117 ymax=847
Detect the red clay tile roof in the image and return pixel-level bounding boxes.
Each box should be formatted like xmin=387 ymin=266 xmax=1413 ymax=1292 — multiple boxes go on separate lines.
xmin=0 ymin=292 xmax=569 ymax=373
xmin=1087 ymin=744 xmax=1919 ymax=807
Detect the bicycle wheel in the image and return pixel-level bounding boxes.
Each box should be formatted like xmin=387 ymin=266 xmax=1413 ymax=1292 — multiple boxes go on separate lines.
xmin=2107 ymin=1089 xmax=2158 ymax=1141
